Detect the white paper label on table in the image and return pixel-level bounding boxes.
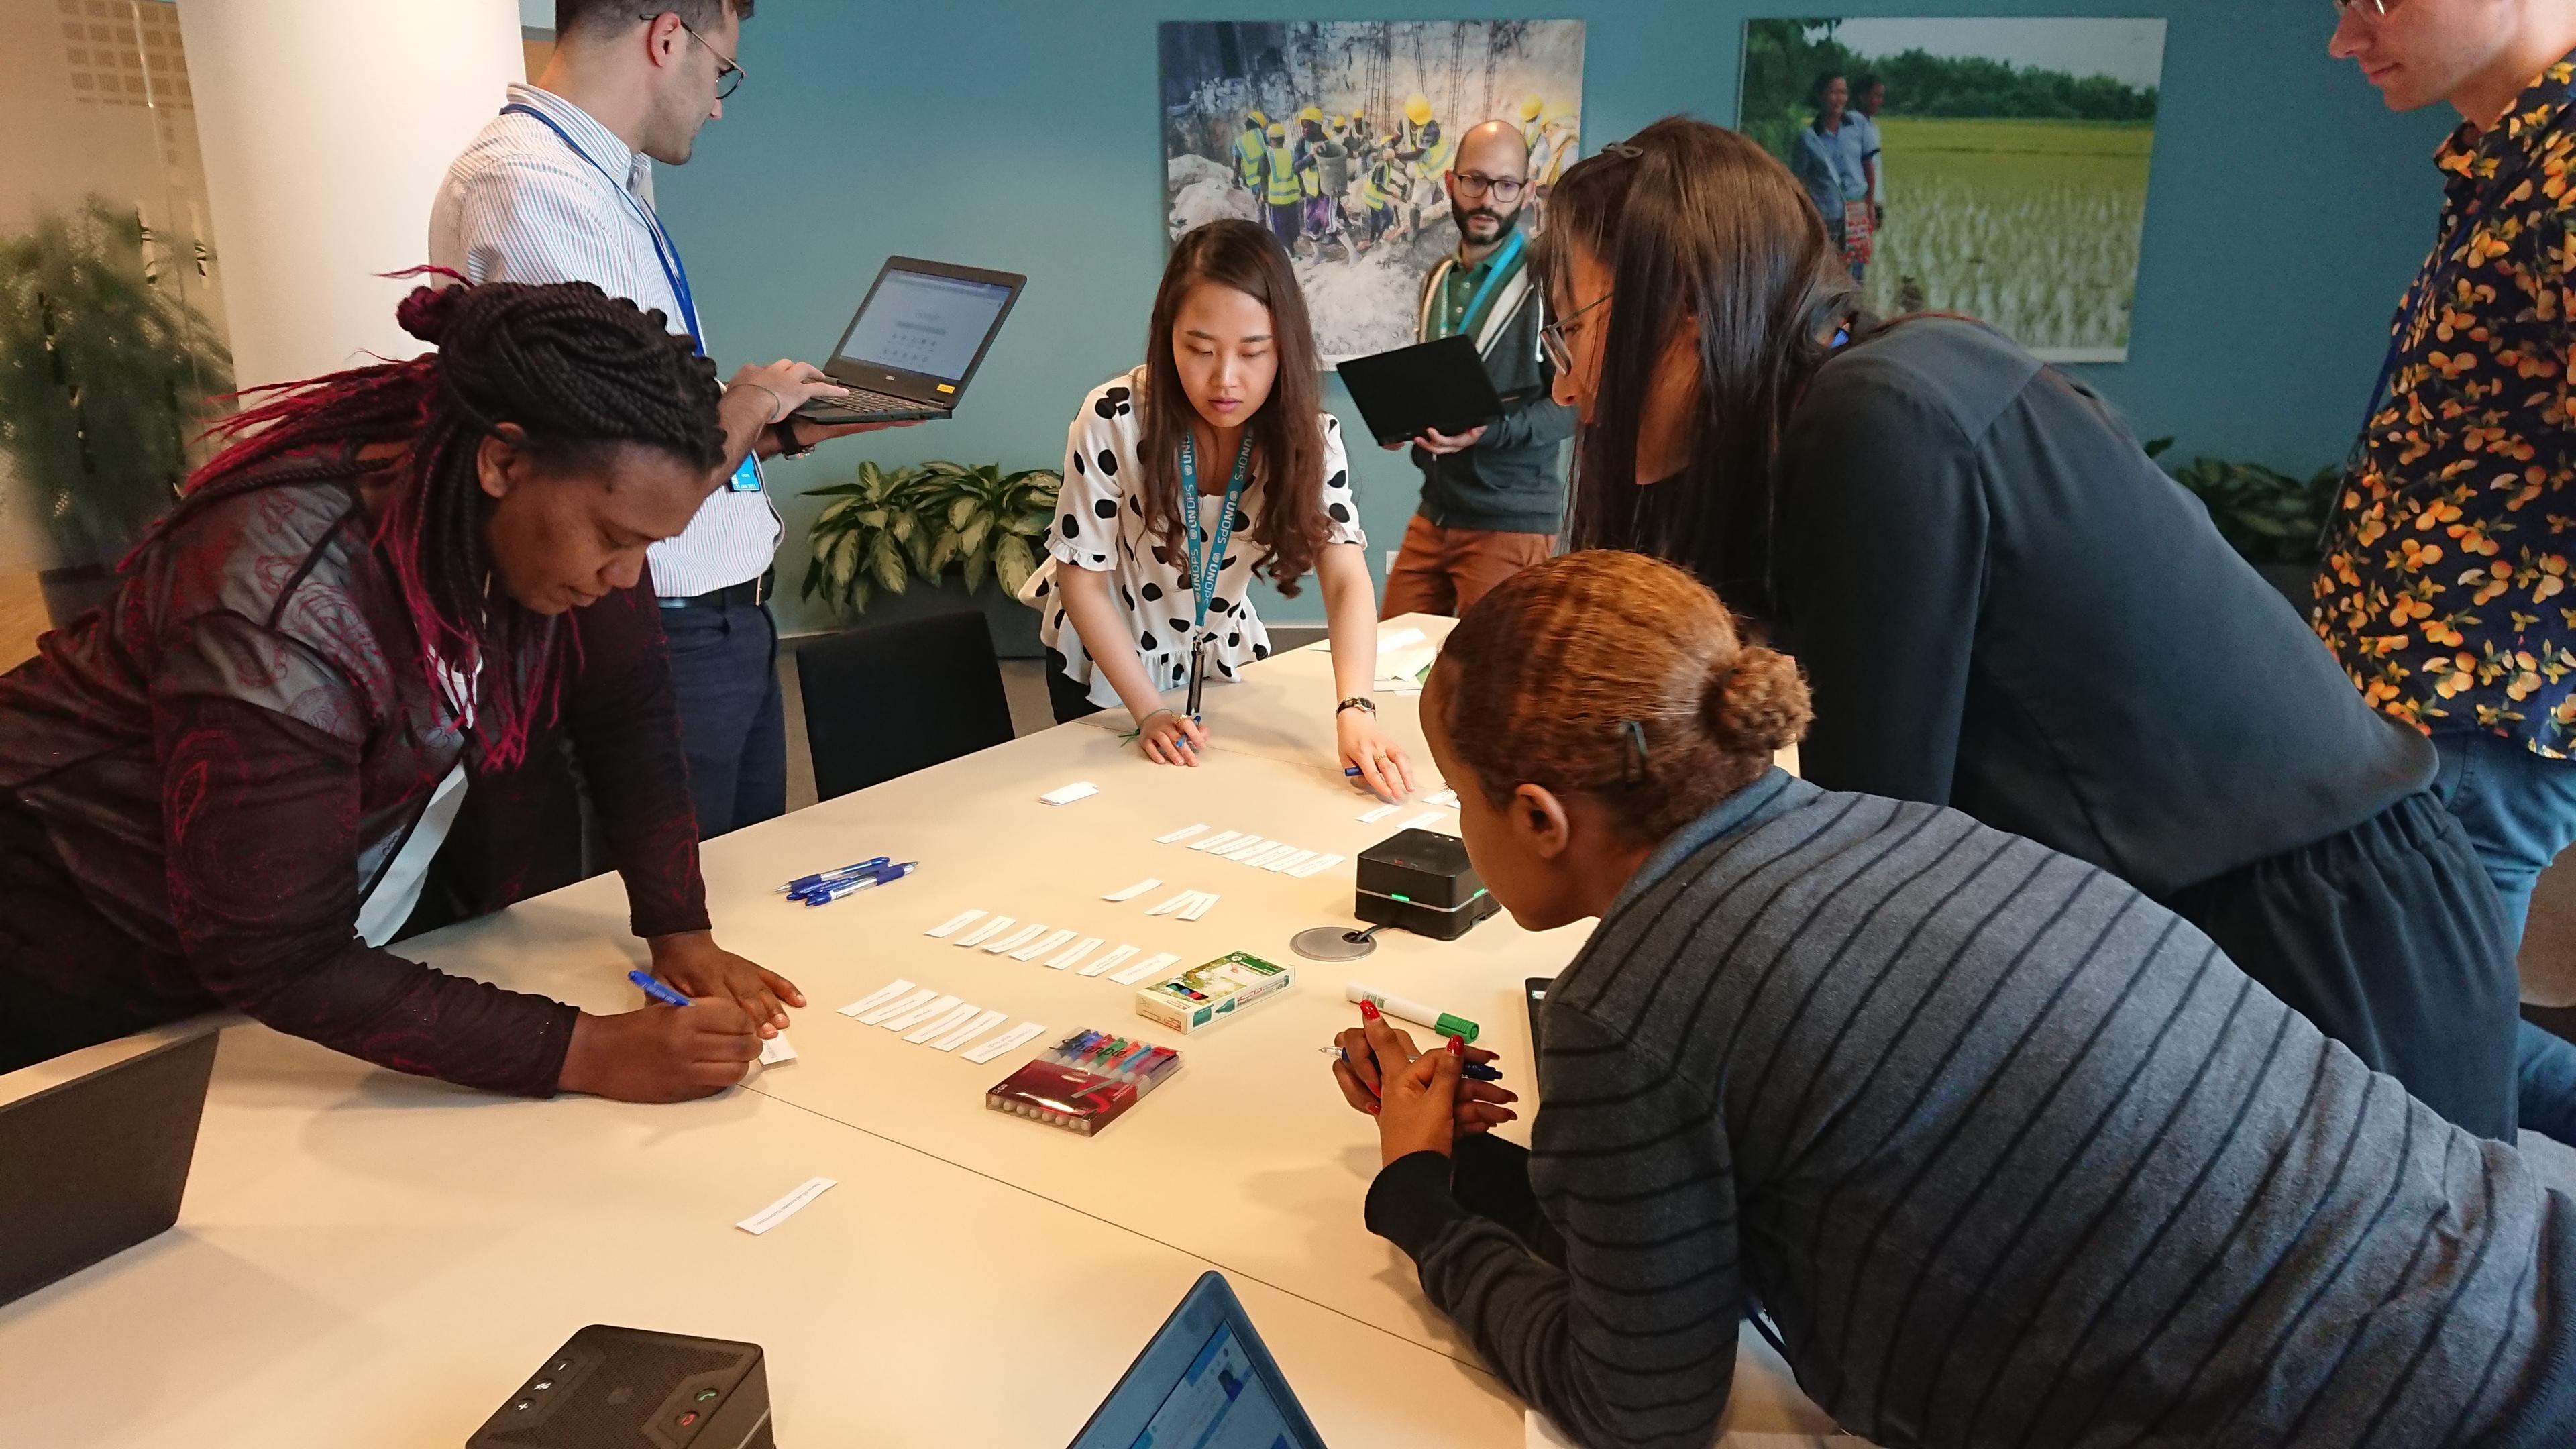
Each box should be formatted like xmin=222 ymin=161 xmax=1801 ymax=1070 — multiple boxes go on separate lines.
xmin=838 ymin=978 xmax=916 ymax=1018
xmin=737 ymin=1176 xmax=835 ymax=1236
xmin=1146 ymin=891 xmax=1195 ymax=917
xmin=985 ymin=923 xmax=1049 ymax=954
xmin=1237 ymin=844 xmax=1292 ymax=868
xmin=854 ymin=986 xmax=937 ymax=1026
xmin=931 ymin=1008 xmax=1008 ymax=1051
xmin=903 ymin=1002 xmax=981 ymax=1044
xmin=758 ymin=1033 xmax=798 ymax=1065
xmin=1012 ymin=928 xmax=1078 ymax=962
xmin=1104 ymin=878 xmax=1161 ymax=902
xmin=1226 ymin=837 xmax=1279 ymax=861
xmin=1399 ymin=810 xmax=1451 ymax=833
xmin=1266 ymin=849 xmax=1316 ymax=874
xmin=1110 ymin=951 xmax=1181 ymax=986
xmin=1081 ymin=944 xmax=1140 ymax=978
xmin=881 ymin=993 xmax=963 ymax=1032
xmin=1357 ymin=802 xmax=1401 ymax=824
xmin=1156 ymin=824 xmax=1210 ymax=845
xmin=1179 ymin=894 xmax=1218 ymax=922
xmin=1191 ymin=830 xmax=1244 ymax=853
xmin=1426 ymin=788 xmax=1460 ymax=808
xmin=1040 ymin=781 xmax=1099 ymax=805
xmin=1287 ymin=853 xmax=1345 ymax=879
xmin=961 ymin=1020 xmax=1046 ymax=1065
xmin=956 ymin=915 xmax=1015 ymax=947
xmin=924 ymin=908 xmax=985 ymax=938
xmin=1047 ymin=937 xmax=1104 ymax=971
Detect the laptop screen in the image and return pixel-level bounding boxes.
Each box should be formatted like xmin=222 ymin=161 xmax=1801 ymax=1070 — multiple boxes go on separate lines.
xmin=1124 ymin=1320 xmax=1295 ymax=1449
xmin=1067 ymin=1272 xmax=1324 ymax=1449
xmin=831 ymin=267 xmax=1015 ymax=382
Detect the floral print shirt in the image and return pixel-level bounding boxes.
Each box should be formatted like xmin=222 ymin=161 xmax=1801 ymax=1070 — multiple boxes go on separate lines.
xmin=2314 ymin=56 xmax=2576 ymax=759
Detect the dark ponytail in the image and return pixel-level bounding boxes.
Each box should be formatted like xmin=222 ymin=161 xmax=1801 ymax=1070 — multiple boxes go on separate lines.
xmin=154 ymin=277 xmax=725 ymax=769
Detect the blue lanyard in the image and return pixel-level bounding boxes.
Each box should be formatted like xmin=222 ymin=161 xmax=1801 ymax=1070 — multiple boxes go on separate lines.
xmin=1179 ymin=433 xmax=1254 ymax=636
xmin=500 ymin=102 xmax=704 ymax=353
xmin=1435 ymin=231 xmax=1526 ymax=342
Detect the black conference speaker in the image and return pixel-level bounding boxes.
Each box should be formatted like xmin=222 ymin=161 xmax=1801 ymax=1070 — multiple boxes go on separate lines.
xmin=467 ymin=1326 xmax=773 ymax=1449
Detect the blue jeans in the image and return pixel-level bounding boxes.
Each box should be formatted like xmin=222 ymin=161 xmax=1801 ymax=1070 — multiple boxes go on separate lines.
xmin=661 ymin=598 xmax=787 ymax=840
xmin=2432 ymin=731 xmax=2576 ymax=1144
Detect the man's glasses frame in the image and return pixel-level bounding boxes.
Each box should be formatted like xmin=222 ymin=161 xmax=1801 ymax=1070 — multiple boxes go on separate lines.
xmin=1452 ymin=171 xmax=1529 ymax=203
xmin=641 ymin=10 xmax=747 ymax=99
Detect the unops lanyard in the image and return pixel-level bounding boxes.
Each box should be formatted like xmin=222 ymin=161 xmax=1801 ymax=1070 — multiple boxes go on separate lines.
xmin=1179 ymin=433 xmax=1254 ymax=719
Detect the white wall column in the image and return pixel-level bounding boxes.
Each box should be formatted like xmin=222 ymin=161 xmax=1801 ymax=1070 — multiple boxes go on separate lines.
xmin=178 ymin=0 xmax=523 ymax=387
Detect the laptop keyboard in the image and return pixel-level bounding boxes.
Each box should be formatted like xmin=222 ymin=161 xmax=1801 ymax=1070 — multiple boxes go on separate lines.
xmin=806 ymin=389 xmax=920 ymax=417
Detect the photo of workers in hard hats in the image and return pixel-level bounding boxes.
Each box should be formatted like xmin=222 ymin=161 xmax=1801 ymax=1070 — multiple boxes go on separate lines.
xmin=1161 ymin=20 xmax=1586 ymax=361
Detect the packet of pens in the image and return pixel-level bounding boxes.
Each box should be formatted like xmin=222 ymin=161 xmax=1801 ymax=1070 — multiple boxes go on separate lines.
xmin=984 ymin=1030 xmax=1183 ymax=1136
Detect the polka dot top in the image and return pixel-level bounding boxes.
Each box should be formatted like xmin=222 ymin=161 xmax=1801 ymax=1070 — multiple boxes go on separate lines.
xmin=1036 ymin=367 xmax=1363 ymax=710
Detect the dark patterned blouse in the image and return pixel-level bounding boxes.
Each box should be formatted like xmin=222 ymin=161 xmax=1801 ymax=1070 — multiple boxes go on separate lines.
xmin=2314 ymin=56 xmax=2576 ymax=759
xmin=0 ymin=458 xmax=708 ymax=1095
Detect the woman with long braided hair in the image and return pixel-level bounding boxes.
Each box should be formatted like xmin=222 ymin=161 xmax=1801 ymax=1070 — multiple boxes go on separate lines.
xmin=0 ymin=279 xmax=798 ymax=1101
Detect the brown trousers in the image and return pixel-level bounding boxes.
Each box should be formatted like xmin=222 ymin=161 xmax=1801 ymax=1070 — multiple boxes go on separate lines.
xmin=1379 ymin=515 xmax=1556 ymax=619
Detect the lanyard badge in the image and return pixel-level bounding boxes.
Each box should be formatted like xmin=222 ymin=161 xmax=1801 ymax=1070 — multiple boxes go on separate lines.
xmin=1179 ymin=433 xmax=1254 ymax=718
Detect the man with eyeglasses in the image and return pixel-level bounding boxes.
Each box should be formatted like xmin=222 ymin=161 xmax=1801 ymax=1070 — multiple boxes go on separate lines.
xmin=429 ymin=1 xmax=898 ymax=861
xmin=1379 ymin=121 xmax=1575 ymax=620
xmin=2313 ymin=0 xmax=2576 ymax=1142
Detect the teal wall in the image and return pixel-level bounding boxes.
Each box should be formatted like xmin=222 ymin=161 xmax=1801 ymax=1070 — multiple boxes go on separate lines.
xmin=631 ymin=2 xmax=2452 ymax=632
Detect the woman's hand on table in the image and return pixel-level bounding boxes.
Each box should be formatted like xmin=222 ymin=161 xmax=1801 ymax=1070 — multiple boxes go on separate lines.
xmin=646 ymin=930 xmax=803 ymax=1036
xmin=559 ymin=998 xmax=759 ymax=1102
xmin=1135 ymin=708 xmax=1208 ymax=767
xmin=1338 ymin=708 xmax=1415 ymax=802
xmin=1329 ymin=1010 xmax=1516 ymax=1144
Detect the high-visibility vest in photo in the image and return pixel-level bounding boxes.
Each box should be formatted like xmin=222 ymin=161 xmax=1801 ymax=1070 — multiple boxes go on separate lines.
xmin=1265 ymin=142 xmax=1303 ymax=205
xmin=1234 ymin=127 xmax=1266 ymax=187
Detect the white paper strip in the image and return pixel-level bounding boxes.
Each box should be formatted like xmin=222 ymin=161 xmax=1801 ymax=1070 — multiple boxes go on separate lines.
xmin=931 ymin=1008 xmax=1008 ymax=1051
xmin=1190 ymin=830 xmax=1245 ymax=853
xmin=881 ymin=992 xmax=963 ymax=1032
xmin=1287 ymin=853 xmax=1345 ymax=879
xmin=1233 ymin=844 xmax=1286 ymax=867
xmin=837 ymin=978 xmax=916 ymax=1018
xmin=1426 ymin=788 xmax=1459 ymax=808
xmin=1012 ymin=928 xmax=1078 ymax=963
xmin=1266 ymin=849 xmax=1316 ymax=874
xmin=924 ymin=908 xmax=985 ymax=938
xmin=955 ymin=914 xmax=1015 ymax=947
xmin=1357 ymin=802 xmax=1401 ymax=824
xmin=854 ymin=986 xmax=936 ymax=1026
xmin=1156 ymin=824 xmax=1210 ymax=845
xmin=1110 ymin=951 xmax=1181 ymax=986
xmin=1221 ymin=837 xmax=1275 ymax=861
xmin=1048 ymin=937 xmax=1105 ymax=971
xmin=961 ymin=1020 xmax=1046 ymax=1065
xmin=737 ymin=1176 xmax=835 ymax=1236
xmin=758 ymin=1033 xmax=798 ymax=1065
xmin=1104 ymin=877 xmax=1161 ymax=902
xmin=1146 ymin=891 xmax=1195 ymax=916
xmin=903 ymin=1001 xmax=981 ymax=1044
xmin=1179 ymin=894 xmax=1218 ymax=922
xmin=1040 ymin=781 xmax=1099 ymax=805
xmin=984 ymin=923 xmax=1049 ymax=954
xmin=1081 ymin=944 xmax=1140 ymax=979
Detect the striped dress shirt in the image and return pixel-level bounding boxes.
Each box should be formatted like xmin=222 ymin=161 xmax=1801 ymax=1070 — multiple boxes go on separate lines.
xmin=428 ymin=82 xmax=777 ymax=599
xmin=1367 ymin=770 xmax=2576 ymax=1449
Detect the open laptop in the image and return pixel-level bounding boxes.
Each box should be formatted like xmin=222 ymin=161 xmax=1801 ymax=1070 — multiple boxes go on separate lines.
xmin=1067 ymin=1271 xmax=1328 ymax=1449
xmin=1336 ymin=333 xmax=1511 ymax=447
xmin=794 ymin=256 xmax=1025 ymax=424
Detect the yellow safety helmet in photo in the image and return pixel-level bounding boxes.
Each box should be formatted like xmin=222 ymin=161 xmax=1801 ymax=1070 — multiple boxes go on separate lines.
xmin=1405 ymin=93 xmax=1432 ymax=127
xmin=1542 ymin=99 xmax=1578 ymax=127
xmin=1267 ymin=121 xmax=1287 ymax=142
xmin=1246 ymin=109 xmax=1268 ymax=128
xmin=1298 ymin=105 xmax=1324 ymax=125
xmin=1519 ymin=93 xmax=1544 ymax=123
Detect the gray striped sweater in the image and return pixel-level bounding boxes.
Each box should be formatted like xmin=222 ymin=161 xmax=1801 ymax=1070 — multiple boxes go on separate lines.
xmin=1366 ymin=772 xmax=2576 ymax=1448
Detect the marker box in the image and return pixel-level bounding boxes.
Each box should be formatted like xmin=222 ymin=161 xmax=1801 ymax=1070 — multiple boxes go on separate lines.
xmin=985 ymin=1031 xmax=1183 ymax=1136
xmin=1134 ymin=951 xmax=1296 ymax=1034
xmin=1356 ymin=828 xmax=1501 ymax=941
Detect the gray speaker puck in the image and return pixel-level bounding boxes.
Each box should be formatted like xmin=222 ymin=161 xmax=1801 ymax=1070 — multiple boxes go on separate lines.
xmin=1291 ymin=925 xmax=1380 ymax=962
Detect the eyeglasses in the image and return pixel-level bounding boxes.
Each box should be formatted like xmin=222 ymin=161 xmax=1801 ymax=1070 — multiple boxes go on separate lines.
xmin=642 ymin=11 xmax=747 ymax=99
xmin=1453 ymin=171 xmax=1528 ymax=203
xmin=2329 ymin=0 xmax=2394 ymax=15
xmin=1539 ymin=290 xmax=1613 ymax=375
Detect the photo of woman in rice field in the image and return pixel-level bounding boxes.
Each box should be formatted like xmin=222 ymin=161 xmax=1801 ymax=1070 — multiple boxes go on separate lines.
xmin=1740 ymin=17 xmax=2167 ymax=363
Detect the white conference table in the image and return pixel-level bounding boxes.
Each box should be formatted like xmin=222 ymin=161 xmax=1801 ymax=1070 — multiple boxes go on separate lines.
xmin=0 ymin=617 xmax=1854 ymax=1446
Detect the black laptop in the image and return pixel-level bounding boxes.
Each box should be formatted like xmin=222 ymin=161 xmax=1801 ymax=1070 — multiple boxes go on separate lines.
xmin=1336 ymin=333 xmax=1509 ymax=447
xmin=795 ymin=256 xmax=1025 ymax=425
xmin=1066 ymin=1271 xmax=1328 ymax=1448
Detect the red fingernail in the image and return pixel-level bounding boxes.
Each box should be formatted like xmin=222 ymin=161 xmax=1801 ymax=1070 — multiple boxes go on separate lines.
xmin=1448 ymin=1034 xmax=1464 ymax=1055
xmin=1358 ymin=999 xmax=1381 ymax=1021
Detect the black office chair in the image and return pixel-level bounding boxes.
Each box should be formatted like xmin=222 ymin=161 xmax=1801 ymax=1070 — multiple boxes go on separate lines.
xmin=796 ymin=610 xmax=1018 ymax=802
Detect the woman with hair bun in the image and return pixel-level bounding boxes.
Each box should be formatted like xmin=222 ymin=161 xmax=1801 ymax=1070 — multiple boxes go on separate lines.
xmin=1333 ymin=549 xmax=2575 ymax=1449
xmin=0 ymin=279 xmax=799 ymax=1102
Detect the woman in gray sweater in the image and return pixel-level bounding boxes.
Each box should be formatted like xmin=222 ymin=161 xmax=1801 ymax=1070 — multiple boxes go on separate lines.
xmin=1334 ymin=550 xmax=2575 ymax=1449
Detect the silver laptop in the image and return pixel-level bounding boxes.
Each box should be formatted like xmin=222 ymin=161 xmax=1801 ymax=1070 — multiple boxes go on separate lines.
xmin=794 ymin=256 xmax=1025 ymax=424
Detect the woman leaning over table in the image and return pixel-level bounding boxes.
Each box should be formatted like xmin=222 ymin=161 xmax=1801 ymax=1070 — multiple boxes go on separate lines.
xmin=1524 ymin=115 xmax=2528 ymax=1142
xmin=0 ymin=280 xmax=801 ymax=1099
xmin=1030 ymin=218 xmax=1414 ymax=802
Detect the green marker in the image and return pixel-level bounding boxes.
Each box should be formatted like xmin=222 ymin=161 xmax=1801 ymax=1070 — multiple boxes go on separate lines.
xmin=1345 ymin=983 xmax=1480 ymax=1044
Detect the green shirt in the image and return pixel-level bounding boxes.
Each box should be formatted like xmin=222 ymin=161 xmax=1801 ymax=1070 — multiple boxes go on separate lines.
xmin=1431 ymin=247 xmax=1504 ymax=339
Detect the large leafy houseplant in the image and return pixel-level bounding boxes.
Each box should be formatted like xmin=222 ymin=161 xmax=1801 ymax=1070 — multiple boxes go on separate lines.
xmin=0 ymin=196 xmax=232 ymax=570
xmin=802 ymin=458 xmax=1061 ymax=616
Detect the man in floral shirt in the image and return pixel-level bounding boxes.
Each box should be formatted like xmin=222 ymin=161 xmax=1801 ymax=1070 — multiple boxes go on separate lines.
xmin=2318 ymin=0 xmax=2576 ymax=1139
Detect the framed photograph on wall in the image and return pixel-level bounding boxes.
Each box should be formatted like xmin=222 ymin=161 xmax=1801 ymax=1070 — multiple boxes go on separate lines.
xmin=1159 ymin=20 xmax=1585 ymax=363
xmin=1739 ymin=17 xmax=2167 ymax=364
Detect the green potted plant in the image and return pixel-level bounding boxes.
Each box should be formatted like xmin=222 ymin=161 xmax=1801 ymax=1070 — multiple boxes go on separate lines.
xmin=801 ymin=458 xmax=1061 ymax=656
xmin=0 ymin=197 xmax=232 ymax=624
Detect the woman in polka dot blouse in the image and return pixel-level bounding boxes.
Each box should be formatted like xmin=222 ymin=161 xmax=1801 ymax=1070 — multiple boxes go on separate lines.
xmin=1032 ymin=219 xmax=1415 ymax=800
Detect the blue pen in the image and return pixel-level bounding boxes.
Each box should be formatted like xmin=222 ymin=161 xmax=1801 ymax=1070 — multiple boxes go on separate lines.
xmin=628 ymin=969 xmax=691 ymax=1008
xmin=780 ymin=856 xmax=891 ymax=894
xmin=802 ymin=861 xmax=918 ymax=906
xmin=1344 ymin=766 xmax=1364 ymax=778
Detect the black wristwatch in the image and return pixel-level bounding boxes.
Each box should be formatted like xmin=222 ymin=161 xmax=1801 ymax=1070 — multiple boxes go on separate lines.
xmin=770 ymin=418 xmax=814 ymax=459
xmin=1336 ymin=696 xmax=1377 ymax=716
